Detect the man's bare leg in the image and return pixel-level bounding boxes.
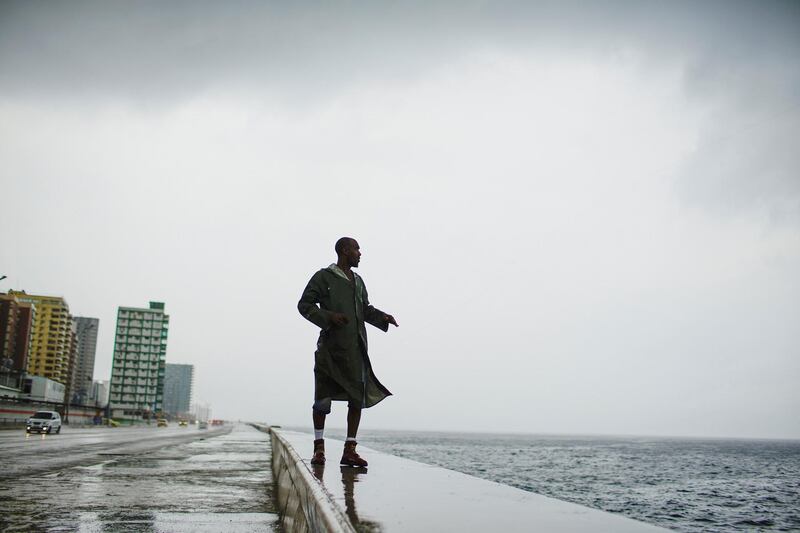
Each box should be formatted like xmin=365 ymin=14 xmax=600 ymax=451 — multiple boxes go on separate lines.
xmin=346 ymin=406 xmax=361 ymax=438
xmin=313 ymin=410 xmax=326 ymax=432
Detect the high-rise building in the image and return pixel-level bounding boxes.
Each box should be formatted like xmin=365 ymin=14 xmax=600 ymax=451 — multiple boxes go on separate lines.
xmin=91 ymin=379 xmax=110 ymax=408
xmin=8 ymin=291 xmax=72 ymax=387
xmin=72 ymin=317 xmax=99 ymax=404
xmin=0 ymin=293 xmax=35 ymax=373
xmin=0 ymin=293 xmax=34 ymax=392
xmin=163 ymin=363 xmax=194 ymax=416
xmin=66 ymin=321 xmax=78 ymax=404
xmin=109 ymin=302 xmax=169 ymax=420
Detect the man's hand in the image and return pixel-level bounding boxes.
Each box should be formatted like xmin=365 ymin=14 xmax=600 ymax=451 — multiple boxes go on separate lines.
xmin=385 ymin=314 xmax=399 ymax=327
xmin=330 ymin=313 xmax=349 ymax=327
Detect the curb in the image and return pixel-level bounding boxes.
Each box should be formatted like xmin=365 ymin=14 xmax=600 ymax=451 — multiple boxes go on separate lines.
xmin=251 ymin=423 xmax=355 ymax=533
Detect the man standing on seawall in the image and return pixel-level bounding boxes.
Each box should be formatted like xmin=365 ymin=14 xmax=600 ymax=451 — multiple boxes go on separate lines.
xmin=298 ymin=237 xmax=398 ymax=467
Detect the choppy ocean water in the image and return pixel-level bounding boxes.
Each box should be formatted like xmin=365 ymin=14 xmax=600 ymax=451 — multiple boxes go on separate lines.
xmin=317 ymin=429 xmax=800 ymax=532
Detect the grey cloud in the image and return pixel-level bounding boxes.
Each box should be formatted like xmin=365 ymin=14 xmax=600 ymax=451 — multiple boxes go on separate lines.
xmin=1 ymin=1 xmax=798 ymax=104
xmin=2 ymin=0 xmax=798 ymax=215
xmin=0 ymin=1 xmax=477 ymax=104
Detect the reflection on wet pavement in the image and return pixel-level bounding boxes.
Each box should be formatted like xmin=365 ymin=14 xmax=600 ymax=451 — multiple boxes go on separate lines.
xmin=308 ymin=461 xmax=381 ymax=532
xmin=0 ymin=424 xmax=280 ymax=532
xmin=340 ymin=466 xmax=382 ymax=532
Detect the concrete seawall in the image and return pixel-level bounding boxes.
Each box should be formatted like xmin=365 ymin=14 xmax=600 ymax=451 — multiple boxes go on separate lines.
xmin=265 ymin=425 xmax=355 ymax=533
xmin=253 ymin=424 xmax=670 ymax=533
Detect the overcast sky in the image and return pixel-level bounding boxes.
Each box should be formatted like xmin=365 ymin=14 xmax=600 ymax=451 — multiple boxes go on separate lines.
xmin=1 ymin=1 xmax=798 ymax=439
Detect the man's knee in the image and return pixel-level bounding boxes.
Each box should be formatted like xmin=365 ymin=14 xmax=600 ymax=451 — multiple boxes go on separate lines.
xmin=313 ymin=398 xmax=332 ymax=415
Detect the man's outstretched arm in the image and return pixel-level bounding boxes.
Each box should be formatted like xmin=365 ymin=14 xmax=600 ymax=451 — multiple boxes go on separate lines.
xmin=362 ymin=285 xmax=398 ymax=331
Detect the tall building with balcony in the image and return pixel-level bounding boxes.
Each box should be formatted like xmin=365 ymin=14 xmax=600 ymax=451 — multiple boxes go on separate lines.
xmin=0 ymin=293 xmax=34 ymax=393
xmin=163 ymin=363 xmax=194 ymax=417
xmin=0 ymin=293 xmax=35 ymax=372
xmin=109 ymin=302 xmax=169 ymax=420
xmin=71 ymin=317 xmax=99 ymax=404
xmin=7 ymin=291 xmax=72 ymax=387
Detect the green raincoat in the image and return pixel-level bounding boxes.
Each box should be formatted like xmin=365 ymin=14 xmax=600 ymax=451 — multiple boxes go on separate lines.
xmin=298 ymin=264 xmax=392 ymax=409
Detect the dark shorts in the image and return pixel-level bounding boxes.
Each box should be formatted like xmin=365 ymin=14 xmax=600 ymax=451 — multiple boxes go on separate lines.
xmin=312 ymin=397 xmax=361 ymax=414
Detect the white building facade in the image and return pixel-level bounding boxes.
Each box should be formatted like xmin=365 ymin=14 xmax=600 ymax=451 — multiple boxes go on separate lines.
xmin=91 ymin=379 xmax=110 ymax=408
xmin=191 ymin=402 xmax=211 ymax=423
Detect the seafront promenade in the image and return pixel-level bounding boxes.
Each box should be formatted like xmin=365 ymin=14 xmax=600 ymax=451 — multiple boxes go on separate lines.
xmin=258 ymin=424 xmax=670 ymax=533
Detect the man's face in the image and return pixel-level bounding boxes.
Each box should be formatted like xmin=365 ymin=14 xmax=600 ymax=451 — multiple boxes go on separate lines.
xmin=345 ymin=240 xmax=361 ymax=268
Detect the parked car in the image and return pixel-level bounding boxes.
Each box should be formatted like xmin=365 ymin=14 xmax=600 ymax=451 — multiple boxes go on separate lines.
xmin=26 ymin=411 xmax=62 ymax=434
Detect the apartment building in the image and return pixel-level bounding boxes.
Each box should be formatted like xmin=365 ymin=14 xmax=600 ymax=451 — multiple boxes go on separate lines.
xmin=8 ymin=290 xmax=72 ymax=387
xmin=0 ymin=292 xmax=35 ymax=373
xmin=163 ymin=363 xmax=194 ymax=417
xmin=109 ymin=302 xmax=169 ymax=420
xmin=71 ymin=317 xmax=99 ymax=404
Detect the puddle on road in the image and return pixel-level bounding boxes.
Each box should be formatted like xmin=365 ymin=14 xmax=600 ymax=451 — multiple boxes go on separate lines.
xmin=76 ymin=512 xmax=277 ymax=532
xmin=2 ymin=512 xmax=278 ymax=533
xmin=0 ymin=425 xmax=280 ymax=532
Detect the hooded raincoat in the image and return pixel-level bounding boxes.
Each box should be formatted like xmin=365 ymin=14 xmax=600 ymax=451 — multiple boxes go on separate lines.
xmin=298 ymin=264 xmax=392 ymax=409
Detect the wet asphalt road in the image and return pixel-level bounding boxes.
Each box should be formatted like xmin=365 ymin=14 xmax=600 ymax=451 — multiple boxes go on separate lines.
xmin=0 ymin=423 xmax=280 ymax=532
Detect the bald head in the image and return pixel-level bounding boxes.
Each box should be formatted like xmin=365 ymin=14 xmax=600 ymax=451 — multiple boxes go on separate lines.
xmin=335 ymin=237 xmax=361 ymax=269
xmin=335 ymin=237 xmax=356 ymax=255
